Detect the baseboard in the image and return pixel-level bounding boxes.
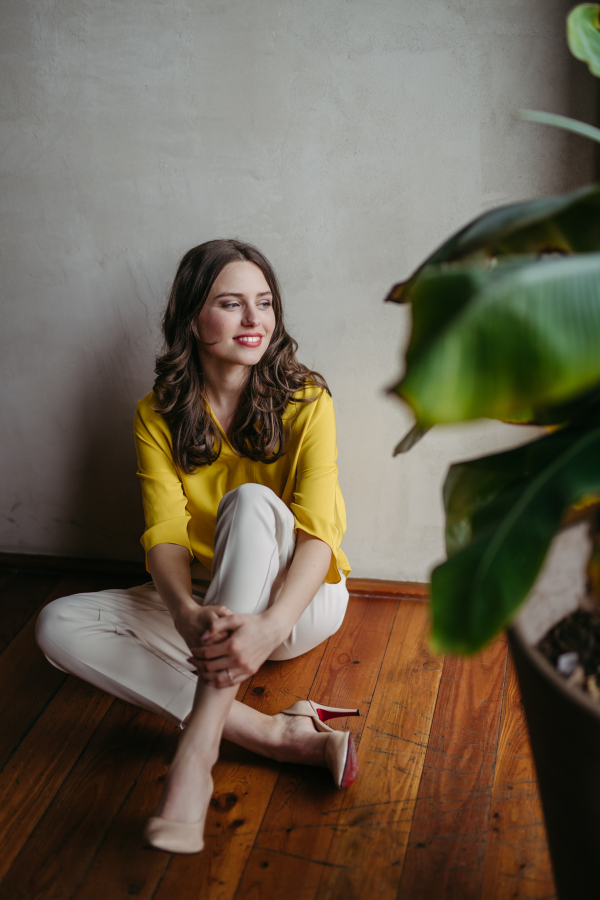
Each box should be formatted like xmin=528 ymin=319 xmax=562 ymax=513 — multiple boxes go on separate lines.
xmin=0 ymin=552 xmax=147 ymax=578
xmin=346 ymin=577 xmax=428 ymax=601
xmin=0 ymin=552 xmax=429 ymax=601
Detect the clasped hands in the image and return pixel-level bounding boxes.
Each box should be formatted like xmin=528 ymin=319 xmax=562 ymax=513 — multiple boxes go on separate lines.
xmin=176 ymin=604 xmax=286 ymax=687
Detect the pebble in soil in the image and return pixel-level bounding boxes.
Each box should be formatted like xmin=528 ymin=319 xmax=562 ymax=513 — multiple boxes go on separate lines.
xmin=538 ymin=608 xmax=600 ymax=699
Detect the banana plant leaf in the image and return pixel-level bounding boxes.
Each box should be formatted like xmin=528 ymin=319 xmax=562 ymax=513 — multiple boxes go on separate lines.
xmin=385 ymin=184 xmax=600 ymax=304
xmin=393 ymin=253 xmax=600 ymax=426
xmin=568 ymin=3 xmax=600 ymax=77
xmin=518 ymin=109 xmax=600 ymax=144
xmin=430 ymin=420 xmax=600 ymax=654
xmin=393 ymin=422 xmax=431 ymax=456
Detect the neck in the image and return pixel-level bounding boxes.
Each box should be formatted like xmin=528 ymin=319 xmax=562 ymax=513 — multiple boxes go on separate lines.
xmin=200 ymin=353 xmax=250 ymax=415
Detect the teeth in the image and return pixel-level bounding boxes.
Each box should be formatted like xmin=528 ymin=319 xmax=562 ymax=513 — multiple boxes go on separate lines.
xmin=237 ymin=336 xmax=260 ymax=344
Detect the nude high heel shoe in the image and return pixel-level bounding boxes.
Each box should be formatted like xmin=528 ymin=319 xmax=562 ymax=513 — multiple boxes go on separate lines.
xmin=143 ymin=776 xmax=213 ymax=854
xmin=282 ymin=700 xmax=360 ymax=788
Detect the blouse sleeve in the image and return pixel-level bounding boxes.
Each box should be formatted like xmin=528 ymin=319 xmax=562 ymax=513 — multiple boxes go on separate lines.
xmin=134 ymin=398 xmax=193 ymax=570
xmin=290 ymin=390 xmax=345 ymax=584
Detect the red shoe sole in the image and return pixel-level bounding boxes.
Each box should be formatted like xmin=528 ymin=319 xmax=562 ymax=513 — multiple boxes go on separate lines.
xmin=341 ymin=734 xmax=358 ymax=788
xmin=317 ymin=708 xmax=360 ymax=723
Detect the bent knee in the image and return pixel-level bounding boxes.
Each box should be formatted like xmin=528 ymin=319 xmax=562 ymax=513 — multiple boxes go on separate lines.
xmin=220 ymin=483 xmax=284 ymax=517
xmin=224 ymin=483 xmax=277 ymax=504
xmin=35 ymin=595 xmax=88 ymax=661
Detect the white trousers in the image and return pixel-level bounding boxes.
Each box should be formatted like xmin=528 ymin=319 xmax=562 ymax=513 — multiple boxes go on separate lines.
xmin=36 ymin=484 xmax=349 ymax=726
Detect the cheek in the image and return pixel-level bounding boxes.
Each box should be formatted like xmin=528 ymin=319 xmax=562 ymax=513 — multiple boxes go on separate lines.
xmin=198 ymin=310 xmax=230 ymax=344
xmin=265 ymin=309 xmax=277 ymax=334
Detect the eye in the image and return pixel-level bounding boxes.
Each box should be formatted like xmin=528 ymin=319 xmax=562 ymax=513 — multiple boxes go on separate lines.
xmin=258 ymin=299 xmax=272 ymax=308
xmin=222 ymin=301 xmax=240 ymax=309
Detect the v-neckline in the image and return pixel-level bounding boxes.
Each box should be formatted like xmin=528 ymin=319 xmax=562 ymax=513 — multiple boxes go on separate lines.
xmin=207 ymin=403 xmax=236 ymax=454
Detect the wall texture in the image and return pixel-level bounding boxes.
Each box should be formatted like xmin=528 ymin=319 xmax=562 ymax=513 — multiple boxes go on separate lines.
xmin=1 ymin=0 xmax=596 ymax=580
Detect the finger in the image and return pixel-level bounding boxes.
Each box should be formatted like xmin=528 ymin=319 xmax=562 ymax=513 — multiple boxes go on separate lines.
xmin=187 ymin=652 xmax=232 ymax=673
xmin=202 ymin=654 xmax=238 ymax=673
xmin=190 ymin=639 xmax=233 ymax=660
xmin=198 ymin=629 xmax=231 ymax=647
xmin=205 ymin=615 xmax=243 ymax=637
xmin=204 ymin=605 xmax=232 ymax=620
xmin=206 ymin=606 xmax=230 ymax=619
xmin=214 ymin=605 xmax=233 ymax=616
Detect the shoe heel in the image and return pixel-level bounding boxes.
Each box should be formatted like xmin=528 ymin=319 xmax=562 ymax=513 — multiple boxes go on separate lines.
xmin=314 ymin=704 xmax=361 ymax=723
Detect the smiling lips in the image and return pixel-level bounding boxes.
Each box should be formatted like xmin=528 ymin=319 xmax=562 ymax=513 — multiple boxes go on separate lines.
xmin=233 ymin=333 xmax=263 ymax=346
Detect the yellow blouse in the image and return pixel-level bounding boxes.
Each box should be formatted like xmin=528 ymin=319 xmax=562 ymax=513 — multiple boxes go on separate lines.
xmin=134 ymin=385 xmax=350 ymax=584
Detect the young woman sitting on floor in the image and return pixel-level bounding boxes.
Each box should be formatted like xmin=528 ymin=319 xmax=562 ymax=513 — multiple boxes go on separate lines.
xmin=36 ymin=239 xmax=358 ymax=854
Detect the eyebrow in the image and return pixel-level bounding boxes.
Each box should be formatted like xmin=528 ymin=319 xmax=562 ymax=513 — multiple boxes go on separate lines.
xmin=213 ymin=291 xmax=272 ymax=300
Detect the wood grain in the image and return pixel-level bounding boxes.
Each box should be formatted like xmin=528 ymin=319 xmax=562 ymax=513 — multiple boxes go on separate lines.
xmin=0 ymin=676 xmax=113 ymax=880
xmin=0 ymin=702 xmax=163 ymax=900
xmin=0 ymin=617 xmax=67 ymax=769
xmin=317 ymin=599 xmax=444 ymax=900
xmin=72 ymin=719 xmax=178 ymax=900
xmin=0 ymin=570 xmax=556 ymax=900
xmin=346 ymin=578 xmax=428 ymax=600
xmin=0 ymin=573 xmax=60 ymax=653
xmin=397 ymin=637 xmax=509 ymax=900
xmin=237 ymin=593 xmax=398 ymax=890
xmin=87 ymin=641 xmax=330 ymax=900
xmin=0 ymin=575 xmax=128 ymax=770
xmin=480 ymin=651 xmax=556 ymax=900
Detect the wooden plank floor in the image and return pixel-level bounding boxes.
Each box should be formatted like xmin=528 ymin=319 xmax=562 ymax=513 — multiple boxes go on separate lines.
xmin=0 ymin=569 xmax=556 ymax=899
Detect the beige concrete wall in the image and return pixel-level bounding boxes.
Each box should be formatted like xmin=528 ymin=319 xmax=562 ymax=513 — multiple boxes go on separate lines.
xmin=1 ymin=0 xmax=596 ymax=579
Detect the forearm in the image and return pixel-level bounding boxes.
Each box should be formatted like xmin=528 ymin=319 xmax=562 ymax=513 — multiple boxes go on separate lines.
xmin=264 ymin=529 xmax=332 ymax=640
xmin=147 ymin=543 xmax=198 ymax=626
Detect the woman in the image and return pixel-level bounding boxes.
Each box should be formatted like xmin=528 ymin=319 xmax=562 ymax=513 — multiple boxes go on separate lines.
xmin=36 ymin=239 xmax=357 ymax=855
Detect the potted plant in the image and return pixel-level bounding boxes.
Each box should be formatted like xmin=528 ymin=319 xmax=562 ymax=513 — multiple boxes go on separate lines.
xmin=388 ymin=6 xmax=600 ymax=898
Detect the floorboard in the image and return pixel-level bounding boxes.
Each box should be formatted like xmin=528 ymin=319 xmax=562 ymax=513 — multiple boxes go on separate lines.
xmin=0 ymin=575 xmax=136 ymax=770
xmin=0 ymin=571 xmax=556 ymax=899
xmin=397 ymin=637 xmax=508 ymax=900
xmin=235 ymin=595 xmax=398 ymax=899
xmin=72 ymin=718 xmax=177 ymax=900
xmin=317 ymin=599 xmax=445 ymax=900
xmin=114 ymin=637 xmax=330 ymax=899
xmin=0 ymin=702 xmax=160 ymax=900
xmin=480 ymin=652 xmax=556 ymax=900
xmin=0 ymin=573 xmax=59 ymax=653
xmin=0 ymin=677 xmax=113 ymax=881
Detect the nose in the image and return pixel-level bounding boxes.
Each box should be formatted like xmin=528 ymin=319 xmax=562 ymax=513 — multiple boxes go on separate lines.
xmin=241 ymin=305 xmax=259 ymax=326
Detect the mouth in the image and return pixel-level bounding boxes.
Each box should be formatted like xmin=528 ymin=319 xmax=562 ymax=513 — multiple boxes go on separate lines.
xmin=233 ymin=334 xmax=263 ymax=347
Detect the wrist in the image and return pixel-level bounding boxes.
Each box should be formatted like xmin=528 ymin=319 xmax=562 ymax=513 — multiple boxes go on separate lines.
xmin=262 ymin=604 xmax=294 ymax=643
xmin=172 ymin=597 xmax=200 ymax=628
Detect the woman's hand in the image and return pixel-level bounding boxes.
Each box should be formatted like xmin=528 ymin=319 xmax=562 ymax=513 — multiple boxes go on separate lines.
xmin=174 ymin=603 xmax=232 ymax=653
xmin=187 ymin=611 xmax=284 ymax=686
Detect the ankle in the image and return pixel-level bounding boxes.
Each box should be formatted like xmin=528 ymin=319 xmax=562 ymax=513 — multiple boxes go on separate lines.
xmin=269 ymin=714 xmax=327 ymax=766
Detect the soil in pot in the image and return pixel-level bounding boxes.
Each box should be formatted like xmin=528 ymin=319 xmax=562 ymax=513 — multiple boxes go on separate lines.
xmin=538 ymin=608 xmax=600 ymax=700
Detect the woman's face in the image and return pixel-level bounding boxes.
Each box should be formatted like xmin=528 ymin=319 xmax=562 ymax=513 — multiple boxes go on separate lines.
xmin=198 ymin=261 xmax=277 ymax=370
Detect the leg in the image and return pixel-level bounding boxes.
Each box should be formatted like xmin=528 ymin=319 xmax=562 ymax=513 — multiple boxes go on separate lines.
xmin=36 ymin=588 xmax=326 ymax=770
xmin=201 ymin=483 xmax=350 ymax=658
xmin=36 ymin=584 xmax=199 ymax=724
xmin=154 ymin=484 xmax=344 ymax=824
xmin=154 ymin=678 xmax=238 ymax=823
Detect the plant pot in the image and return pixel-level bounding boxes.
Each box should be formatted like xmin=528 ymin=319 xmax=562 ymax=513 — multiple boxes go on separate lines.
xmin=508 ymin=519 xmax=599 ymax=900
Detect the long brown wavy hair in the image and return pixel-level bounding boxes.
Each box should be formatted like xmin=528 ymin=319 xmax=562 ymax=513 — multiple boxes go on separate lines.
xmin=153 ymin=239 xmax=329 ymax=473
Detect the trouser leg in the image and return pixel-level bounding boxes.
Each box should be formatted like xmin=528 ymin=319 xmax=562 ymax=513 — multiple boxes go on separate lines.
xmin=201 ymin=483 xmax=349 ymax=659
xmin=35 ymin=484 xmax=349 ymax=723
xmin=36 ymin=585 xmax=197 ymax=725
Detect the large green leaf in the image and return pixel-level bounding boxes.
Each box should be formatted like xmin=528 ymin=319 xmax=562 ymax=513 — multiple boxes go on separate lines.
xmin=568 ymin=3 xmax=600 ymax=77
xmin=430 ymin=421 xmax=600 ymax=654
xmin=518 ymin=109 xmax=600 ymax=144
xmin=385 ymin=184 xmax=600 ymax=304
xmin=394 ymin=253 xmax=600 ymax=425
